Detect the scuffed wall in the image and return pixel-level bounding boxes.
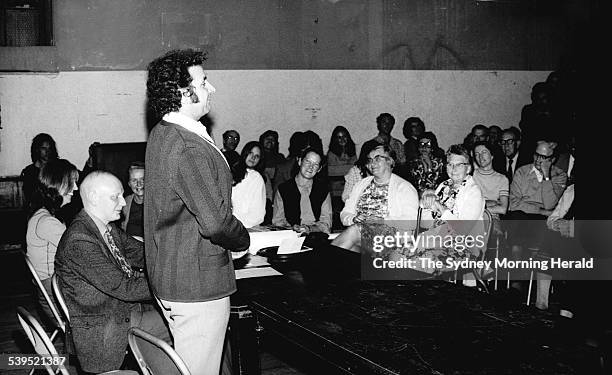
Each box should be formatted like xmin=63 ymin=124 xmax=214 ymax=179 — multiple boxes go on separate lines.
xmin=0 ymin=69 xmax=548 ymax=176
xmin=1 ymin=0 xmax=582 ymax=71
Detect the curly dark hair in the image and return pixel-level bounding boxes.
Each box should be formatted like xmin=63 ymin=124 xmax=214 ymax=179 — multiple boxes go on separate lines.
xmin=259 ymin=130 xmax=280 ymax=155
xmin=146 ymin=49 xmax=207 ymax=117
xmin=231 ymin=141 xmax=265 ymax=186
xmin=29 ymin=159 xmax=79 ymax=219
xmin=328 ymin=126 xmax=356 ymax=158
xmin=402 ymin=117 xmax=425 ymax=139
xmin=30 ymin=133 xmax=58 ymax=163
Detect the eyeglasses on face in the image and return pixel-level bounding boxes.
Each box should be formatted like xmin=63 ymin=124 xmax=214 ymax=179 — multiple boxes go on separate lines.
xmin=446 ymin=162 xmax=469 ymax=170
xmin=366 ymin=155 xmax=391 ymax=165
xmin=225 ymin=135 xmax=239 ymax=140
xmin=419 ymin=140 xmax=432 ymax=147
xmin=533 ymin=152 xmax=554 ymax=161
xmin=500 ymin=139 xmax=516 ymax=145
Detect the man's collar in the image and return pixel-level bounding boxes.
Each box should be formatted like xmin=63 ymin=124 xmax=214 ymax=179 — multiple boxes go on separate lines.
xmin=163 ymin=112 xmax=215 ymax=145
xmin=84 ymin=209 xmax=110 ymax=236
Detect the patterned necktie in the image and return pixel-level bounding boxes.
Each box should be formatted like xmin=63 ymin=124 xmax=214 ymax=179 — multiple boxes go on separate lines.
xmin=104 ymin=228 xmax=134 ymax=277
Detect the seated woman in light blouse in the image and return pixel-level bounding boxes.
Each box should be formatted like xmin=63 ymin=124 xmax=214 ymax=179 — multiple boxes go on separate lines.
xmin=332 ymin=144 xmax=419 ymax=252
xmin=231 ymin=141 xmax=267 ymax=228
xmin=26 ymin=158 xmax=79 ymax=327
xmin=418 ymin=144 xmax=486 ymax=259
xmin=273 ymin=147 xmax=332 ymax=234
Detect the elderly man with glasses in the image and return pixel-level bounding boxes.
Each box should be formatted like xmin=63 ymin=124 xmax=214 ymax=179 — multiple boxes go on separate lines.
xmin=506 ymin=141 xmax=567 ymax=305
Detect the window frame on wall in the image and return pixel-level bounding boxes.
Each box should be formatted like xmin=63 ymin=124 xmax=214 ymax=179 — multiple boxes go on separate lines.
xmin=0 ymin=0 xmax=53 ymax=47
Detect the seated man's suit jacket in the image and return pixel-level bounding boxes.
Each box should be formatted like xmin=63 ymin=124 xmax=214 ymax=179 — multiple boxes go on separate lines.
xmin=55 ymin=209 xmax=151 ymax=373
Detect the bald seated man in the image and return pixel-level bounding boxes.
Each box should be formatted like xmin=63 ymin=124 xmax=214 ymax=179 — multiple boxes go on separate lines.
xmin=55 ymin=171 xmax=170 ymax=374
xmin=505 ymin=141 xmax=567 ymax=306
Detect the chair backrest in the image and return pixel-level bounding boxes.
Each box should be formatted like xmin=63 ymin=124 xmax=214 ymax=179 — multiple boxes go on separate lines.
xmin=16 ymin=306 xmax=70 ymax=375
xmin=51 ymin=273 xmax=70 ymax=322
xmin=481 ymin=209 xmax=494 ymax=261
xmin=23 ymin=253 xmax=65 ymax=333
xmin=127 ymin=327 xmax=191 ymax=375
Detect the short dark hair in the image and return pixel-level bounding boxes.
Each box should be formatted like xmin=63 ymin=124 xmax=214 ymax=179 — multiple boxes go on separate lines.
xmin=146 ymin=49 xmax=206 ymax=117
xmin=30 ymin=133 xmax=58 ymax=163
xmin=472 ymin=141 xmax=494 ymax=155
xmin=530 ymin=81 xmax=551 ymax=102
xmin=356 ymin=140 xmax=384 ymax=177
xmin=223 ymin=130 xmax=240 ymax=139
xmin=376 ymin=113 xmax=395 ymax=126
xmin=287 ymin=132 xmax=306 ymax=158
xmin=30 ymin=159 xmax=78 ymax=218
xmin=402 ymin=117 xmax=425 ymax=138
xmin=471 ymin=124 xmax=489 ymax=134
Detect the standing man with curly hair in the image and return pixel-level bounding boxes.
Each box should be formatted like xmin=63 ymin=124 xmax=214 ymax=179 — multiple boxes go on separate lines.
xmin=145 ymin=49 xmax=250 ymax=374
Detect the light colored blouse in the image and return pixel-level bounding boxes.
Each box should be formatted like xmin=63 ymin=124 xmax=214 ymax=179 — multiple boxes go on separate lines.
xmin=232 ymin=169 xmax=266 ymax=228
xmin=341 ymin=174 xmax=419 ymax=226
xmin=26 ymin=208 xmax=66 ymax=280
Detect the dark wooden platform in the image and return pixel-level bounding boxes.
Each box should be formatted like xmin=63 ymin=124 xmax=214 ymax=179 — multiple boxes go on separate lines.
xmin=232 ymin=245 xmax=605 ymax=375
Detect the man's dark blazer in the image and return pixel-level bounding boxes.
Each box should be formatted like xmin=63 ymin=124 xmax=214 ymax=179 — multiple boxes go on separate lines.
xmin=144 ymin=120 xmax=250 ymax=303
xmin=55 ymin=210 xmax=151 ymax=373
xmin=498 ymin=151 xmax=531 ymax=180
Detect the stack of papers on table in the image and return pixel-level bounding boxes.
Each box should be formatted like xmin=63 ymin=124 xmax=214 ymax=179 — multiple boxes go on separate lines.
xmin=248 ymin=230 xmax=300 ymax=254
xmin=234 ymin=255 xmax=282 ymax=279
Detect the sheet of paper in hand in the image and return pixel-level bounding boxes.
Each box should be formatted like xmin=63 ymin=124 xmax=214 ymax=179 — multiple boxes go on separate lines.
xmin=248 ymin=230 xmax=299 ymax=254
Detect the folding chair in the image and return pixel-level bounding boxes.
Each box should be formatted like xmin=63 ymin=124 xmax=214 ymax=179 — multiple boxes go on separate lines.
xmin=51 ymin=274 xmax=70 ymax=322
xmin=17 ymin=306 xmax=70 ymax=375
xmin=23 ymin=253 xmax=65 ymax=340
xmin=468 ymin=208 xmax=494 ymax=293
xmin=128 ymin=327 xmax=191 ymax=375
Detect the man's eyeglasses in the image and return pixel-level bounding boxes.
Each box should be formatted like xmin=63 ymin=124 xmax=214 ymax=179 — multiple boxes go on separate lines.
xmin=225 ymin=135 xmax=239 ymax=140
xmin=366 ymin=155 xmax=391 ymax=165
xmin=533 ymin=152 xmax=554 ymax=161
xmin=447 ymin=162 xmax=469 ymax=170
xmin=419 ymin=140 xmax=432 ymax=147
xmin=500 ymin=139 xmax=516 ymax=145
